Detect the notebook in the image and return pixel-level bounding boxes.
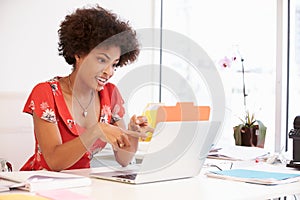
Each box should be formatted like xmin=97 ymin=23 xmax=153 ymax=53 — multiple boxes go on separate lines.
xmin=206 ymin=169 xmax=300 ymax=185
xmin=90 ymin=120 xmax=220 ymax=184
xmin=0 ymin=170 xmax=91 ymax=192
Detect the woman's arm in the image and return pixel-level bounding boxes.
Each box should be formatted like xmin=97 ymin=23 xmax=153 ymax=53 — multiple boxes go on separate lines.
xmin=34 ymin=113 xmax=131 ymax=171
xmin=33 ymin=113 xmax=88 ymax=171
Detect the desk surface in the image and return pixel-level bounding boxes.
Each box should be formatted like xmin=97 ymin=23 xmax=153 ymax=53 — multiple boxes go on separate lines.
xmin=1 ymin=160 xmax=300 ymax=199
xmin=62 ymin=160 xmax=300 ymax=200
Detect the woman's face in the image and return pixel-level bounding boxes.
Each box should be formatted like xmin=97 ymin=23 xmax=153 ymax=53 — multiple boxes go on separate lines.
xmin=75 ymin=45 xmax=121 ymax=91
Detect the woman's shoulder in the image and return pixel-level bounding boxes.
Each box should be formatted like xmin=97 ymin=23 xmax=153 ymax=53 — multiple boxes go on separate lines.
xmin=28 ymin=77 xmax=63 ymax=98
xmin=32 ymin=77 xmax=60 ymax=90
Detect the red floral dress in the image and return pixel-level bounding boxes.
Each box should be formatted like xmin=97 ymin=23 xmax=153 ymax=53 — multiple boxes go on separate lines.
xmin=20 ymin=77 xmax=125 ymax=171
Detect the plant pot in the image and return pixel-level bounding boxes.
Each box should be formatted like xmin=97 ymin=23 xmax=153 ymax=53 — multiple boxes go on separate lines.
xmin=240 ymin=125 xmax=259 ymax=147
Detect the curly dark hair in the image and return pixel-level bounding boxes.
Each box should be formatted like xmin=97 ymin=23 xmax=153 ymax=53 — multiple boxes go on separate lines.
xmin=58 ymin=5 xmax=140 ymax=67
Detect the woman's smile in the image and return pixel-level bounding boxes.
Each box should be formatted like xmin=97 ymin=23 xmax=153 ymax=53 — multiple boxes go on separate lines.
xmin=96 ymin=76 xmax=107 ymax=87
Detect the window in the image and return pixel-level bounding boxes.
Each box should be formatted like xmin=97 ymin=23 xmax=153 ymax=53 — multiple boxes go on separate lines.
xmin=286 ymin=0 xmax=300 ymax=151
xmin=160 ymin=0 xmax=277 ymax=150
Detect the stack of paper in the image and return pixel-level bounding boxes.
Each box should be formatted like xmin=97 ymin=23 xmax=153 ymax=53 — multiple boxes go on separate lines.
xmin=206 ymin=169 xmax=300 ymax=185
xmin=0 ymin=170 xmax=91 ymax=192
xmin=208 ymin=146 xmax=270 ymax=161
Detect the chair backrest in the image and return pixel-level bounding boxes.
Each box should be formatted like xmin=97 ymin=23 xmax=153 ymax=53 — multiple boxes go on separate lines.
xmin=0 ymin=92 xmax=34 ymax=171
xmin=0 ymin=158 xmax=12 ymax=172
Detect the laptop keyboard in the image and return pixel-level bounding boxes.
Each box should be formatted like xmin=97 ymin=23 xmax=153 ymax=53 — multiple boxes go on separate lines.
xmin=112 ymin=173 xmax=137 ymax=180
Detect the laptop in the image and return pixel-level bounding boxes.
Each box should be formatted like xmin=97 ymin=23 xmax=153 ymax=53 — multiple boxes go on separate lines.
xmin=90 ymin=120 xmax=220 ymax=184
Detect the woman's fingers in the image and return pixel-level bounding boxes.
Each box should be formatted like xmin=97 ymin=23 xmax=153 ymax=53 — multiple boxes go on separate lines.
xmin=113 ymin=128 xmax=130 ymax=149
xmin=128 ymin=115 xmax=138 ymax=131
xmin=111 ymin=139 xmax=119 ymax=151
xmin=135 ymin=116 xmax=148 ymax=126
xmin=144 ymin=126 xmax=155 ymax=133
xmin=98 ymin=123 xmax=130 ymax=150
xmin=120 ymin=133 xmax=130 ymax=147
xmin=129 ymin=115 xmax=154 ymax=132
xmin=124 ymin=129 xmax=147 ymax=139
xmin=98 ymin=115 xmax=155 ymax=151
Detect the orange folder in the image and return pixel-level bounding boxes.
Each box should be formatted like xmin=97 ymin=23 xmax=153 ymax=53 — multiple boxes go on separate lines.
xmin=142 ymin=102 xmax=210 ymax=141
xmin=155 ymin=102 xmax=210 ymax=126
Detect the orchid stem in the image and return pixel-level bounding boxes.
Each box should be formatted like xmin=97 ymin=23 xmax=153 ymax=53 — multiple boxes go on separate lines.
xmin=241 ymin=57 xmax=247 ymax=109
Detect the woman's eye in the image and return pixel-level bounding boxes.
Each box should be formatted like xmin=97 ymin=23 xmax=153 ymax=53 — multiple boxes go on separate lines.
xmin=98 ymin=58 xmax=106 ymax=63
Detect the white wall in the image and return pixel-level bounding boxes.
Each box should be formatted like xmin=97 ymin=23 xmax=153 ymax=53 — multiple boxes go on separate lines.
xmin=0 ymin=0 xmax=155 ymax=93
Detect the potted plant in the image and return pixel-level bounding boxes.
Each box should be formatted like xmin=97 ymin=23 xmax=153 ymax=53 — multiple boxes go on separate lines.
xmin=233 ymin=111 xmax=267 ymax=148
xmin=219 ymin=46 xmax=267 ymax=148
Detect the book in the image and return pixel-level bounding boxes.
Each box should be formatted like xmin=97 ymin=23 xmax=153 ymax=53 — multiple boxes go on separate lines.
xmin=0 ymin=194 xmax=49 ymax=200
xmin=0 ymin=170 xmax=91 ymax=192
xmin=0 ymin=185 xmax=10 ymax=192
xmin=206 ymin=169 xmax=300 ymax=185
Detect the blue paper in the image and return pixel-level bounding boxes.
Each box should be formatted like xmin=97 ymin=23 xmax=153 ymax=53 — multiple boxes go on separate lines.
xmin=211 ymin=169 xmax=300 ymax=180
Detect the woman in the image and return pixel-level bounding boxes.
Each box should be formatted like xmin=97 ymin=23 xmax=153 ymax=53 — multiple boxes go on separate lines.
xmin=20 ymin=5 xmax=149 ymax=171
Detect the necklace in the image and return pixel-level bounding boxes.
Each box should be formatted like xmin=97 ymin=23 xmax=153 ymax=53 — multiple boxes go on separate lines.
xmin=68 ymin=75 xmax=94 ymax=117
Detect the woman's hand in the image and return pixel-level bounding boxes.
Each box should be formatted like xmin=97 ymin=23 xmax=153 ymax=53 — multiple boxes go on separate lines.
xmin=128 ymin=115 xmax=154 ymax=136
xmin=96 ymin=122 xmax=131 ymax=150
xmin=96 ymin=120 xmax=148 ymax=151
xmin=111 ymin=116 xmax=151 ymax=166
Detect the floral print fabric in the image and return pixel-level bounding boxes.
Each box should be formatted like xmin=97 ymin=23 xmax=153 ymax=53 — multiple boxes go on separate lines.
xmin=20 ymin=77 xmax=125 ymax=171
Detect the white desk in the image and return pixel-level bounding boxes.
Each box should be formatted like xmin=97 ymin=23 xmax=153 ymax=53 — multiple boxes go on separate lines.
xmin=60 ymin=160 xmax=300 ymax=200
xmin=1 ymin=159 xmax=300 ymax=199
xmin=1 ymin=166 xmax=300 ymax=199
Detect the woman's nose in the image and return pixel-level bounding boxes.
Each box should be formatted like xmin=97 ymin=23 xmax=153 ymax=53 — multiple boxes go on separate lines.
xmin=102 ymin=65 xmax=114 ymax=77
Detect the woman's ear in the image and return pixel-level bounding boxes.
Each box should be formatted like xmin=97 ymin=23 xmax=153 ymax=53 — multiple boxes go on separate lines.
xmin=74 ymin=54 xmax=83 ymax=69
xmin=75 ymin=54 xmax=81 ymax=62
